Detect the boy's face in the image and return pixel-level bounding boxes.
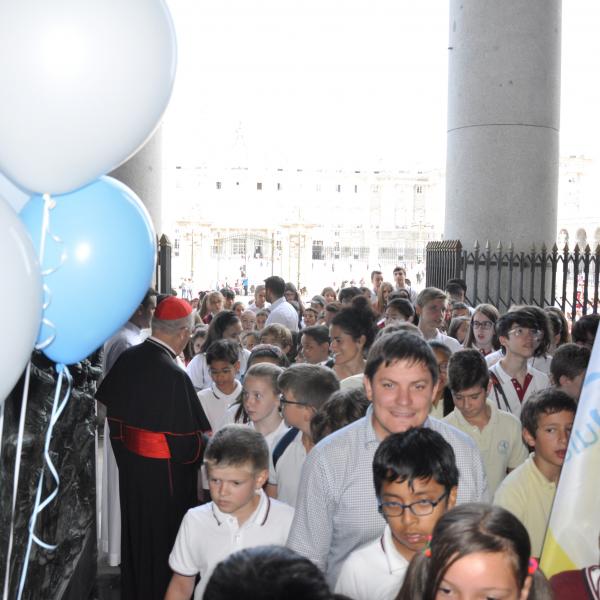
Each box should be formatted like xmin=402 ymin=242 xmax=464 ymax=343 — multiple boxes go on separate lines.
xmin=279 ymin=388 xmax=312 ymax=430
xmin=301 ymin=335 xmax=329 ymax=364
xmin=243 ymin=375 xmax=280 ymax=425
xmin=365 ymin=359 xmax=437 ymax=438
xmin=499 ymin=325 xmax=542 ymax=360
xmin=452 ymin=384 xmax=489 ymax=422
xmin=379 ymin=476 xmax=457 ymax=561
xmin=208 ymin=463 xmax=268 ymax=522
xmin=559 ymin=372 xmax=585 ymax=401
xmin=523 ymin=410 xmax=574 ymax=471
xmin=417 ymin=299 xmax=447 ymax=330
xmin=209 ymin=359 xmax=239 ymax=392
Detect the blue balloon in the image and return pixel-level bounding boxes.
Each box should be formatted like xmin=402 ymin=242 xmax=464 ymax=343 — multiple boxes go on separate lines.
xmin=20 ymin=176 xmax=156 ymax=364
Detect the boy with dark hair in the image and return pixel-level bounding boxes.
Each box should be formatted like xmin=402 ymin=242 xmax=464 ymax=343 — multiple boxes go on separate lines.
xmin=335 ymin=428 xmax=458 ymax=600
xmin=494 ymin=388 xmax=577 ymax=557
xmin=444 ymin=349 xmax=528 ymax=494
xmin=266 ymin=364 xmax=340 ymax=507
xmin=550 ymin=342 xmax=590 ymax=401
xmin=393 ymin=266 xmax=417 ymax=305
xmin=197 ymin=339 xmax=241 ymax=431
xmin=300 ymin=325 xmax=331 ymax=365
xmin=165 ymin=426 xmax=294 ymax=600
xmin=219 ymin=287 xmax=235 ymax=310
xmin=572 ymin=313 xmax=600 ymax=350
xmin=488 ymin=308 xmax=551 ymax=416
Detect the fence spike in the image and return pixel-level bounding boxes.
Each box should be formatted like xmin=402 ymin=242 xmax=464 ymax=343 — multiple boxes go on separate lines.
xmin=473 ymin=240 xmax=480 ymax=251
xmin=497 ymin=241 xmax=503 ymax=252
xmin=552 ymin=242 xmax=558 ymax=253
xmin=563 ymin=242 xmax=569 ymax=254
xmin=595 ymin=243 xmax=600 ymax=256
xmin=540 ymin=242 xmax=547 ymax=254
xmin=485 ymin=240 xmax=491 ymax=251
xmin=574 ymin=243 xmax=580 ymax=254
xmin=585 ymin=243 xmax=591 ymax=254
xmin=530 ymin=243 xmax=536 ymax=254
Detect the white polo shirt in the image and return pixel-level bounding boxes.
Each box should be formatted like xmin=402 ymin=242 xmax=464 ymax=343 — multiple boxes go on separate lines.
xmin=444 ymin=401 xmax=529 ymax=495
xmin=427 ymin=329 xmax=462 ymax=353
xmin=268 ymin=429 xmax=307 ymax=507
xmin=186 ymin=348 xmax=251 ymax=391
xmin=169 ymin=490 xmax=294 ymax=599
xmin=335 ymin=524 xmax=409 ymax=600
xmin=488 ymin=361 xmax=550 ymax=417
xmin=197 ymin=380 xmax=242 ymax=432
xmin=265 ymin=297 xmax=299 ymax=332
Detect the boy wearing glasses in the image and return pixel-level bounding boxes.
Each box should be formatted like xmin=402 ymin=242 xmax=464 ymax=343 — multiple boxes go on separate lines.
xmin=335 ymin=428 xmax=458 ymax=600
xmin=488 ymin=308 xmax=550 ymax=416
xmin=266 ymin=364 xmax=340 ymax=507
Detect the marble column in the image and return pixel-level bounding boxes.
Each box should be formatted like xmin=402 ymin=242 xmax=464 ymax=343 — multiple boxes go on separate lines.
xmin=444 ymin=0 xmax=561 ymax=253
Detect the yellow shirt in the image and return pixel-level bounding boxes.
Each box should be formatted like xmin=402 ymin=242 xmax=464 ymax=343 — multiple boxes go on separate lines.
xmin=493 ymin=454 xmax=556 ymax=557
xmin=444 ymin=401 xmax=529 ymax=495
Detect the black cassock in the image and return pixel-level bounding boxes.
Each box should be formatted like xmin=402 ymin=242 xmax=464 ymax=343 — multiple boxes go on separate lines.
xmin=96 ymin=337 xmax=210 ymax=600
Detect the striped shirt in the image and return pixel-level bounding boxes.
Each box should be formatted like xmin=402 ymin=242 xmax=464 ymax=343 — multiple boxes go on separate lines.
xmin=286 ymin=405 xmax=490 ymax=587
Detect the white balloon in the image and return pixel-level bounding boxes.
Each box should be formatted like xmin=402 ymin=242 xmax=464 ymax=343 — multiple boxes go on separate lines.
xmin=0 ymin=0 xmax=177 ymax=195
xmin=0 ymin=172 xmax=29 ymax=213
xmin=0 ymin=197 xmax=43 ymax=404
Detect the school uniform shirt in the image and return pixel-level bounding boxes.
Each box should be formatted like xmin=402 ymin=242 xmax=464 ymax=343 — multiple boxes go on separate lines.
xmin=339 ymin=373 xmax=366 ymax=391
xmin=268 ymin=429 xmax=307 ymax=507
xmin=493 ymin=454 xmax=556 ymax=557
xmin=485 ymin=348 xmax=503 ymax=368
xmin=444 ymin=401 xmax=529 ymax=495
xmin=428 ymin=329 xmax=462 ymax=353
xmin=169 ymin=490 xmax=294 ymax=600
xmin=335 ymin=524 xmax=409 ymax=600
xmin=429 ymin=400 xmax=445 ymax=420
xmin=265 ymin=297 xmax=299 ymax=332
xmin=529 ymin=354 xmax=553 ymax=375
xmin=197 ymin=380 xmax=242 ymax=432
xmin=186 ymin=348 xmax=251 ymax=391
xmin=488 ymin=361 xmax=550 ymax=417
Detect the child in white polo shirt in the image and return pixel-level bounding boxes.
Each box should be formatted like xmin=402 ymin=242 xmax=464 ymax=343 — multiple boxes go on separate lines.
xmin=335 ymin=428 xmax=458 ymax=600
xmin=444 ymin=349 xmax=529 ymax=495
xmin=488 ymin=307 xmax=551 ymax=416
xmin=266 ymin=364 xmax=340 ymax=507
xmin=165 ymin=426 xmax=294 ymax=600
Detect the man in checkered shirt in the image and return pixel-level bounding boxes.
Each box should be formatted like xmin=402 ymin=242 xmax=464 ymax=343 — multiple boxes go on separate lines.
xmin=287 ymin=332 xmax=490 ymax=587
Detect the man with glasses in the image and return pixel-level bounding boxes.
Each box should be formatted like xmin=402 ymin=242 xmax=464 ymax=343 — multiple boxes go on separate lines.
xmin=287 ymin=332 xmax=488 ymax=587
xmin=488 ymin=308 xmax=551 ymax=416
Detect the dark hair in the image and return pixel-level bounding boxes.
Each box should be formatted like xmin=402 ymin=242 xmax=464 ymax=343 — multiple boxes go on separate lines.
xmin=550 ymin=343 xmax=590 ymax=384
xmin=248 ymin=344 xmax=290 ymax=368
xmin=447 ymin=348 xmax=490 ymax=392
xmin=371 ymin=270 xmax=383 ymax=281
xmin=373 ymin=428 xmax=458 ymax=499
xmin=544 ymin=307 xmax=571 ymax=346
xmin=571 ymin=313 xmax=600 ymax=345
xmin=495 ymin=307 xmax=551 ymax=357
xmin=205 ymin=425 xmax=269 ymax=472
xmin=278 ymin=363 xmax=340 ymax=409
xmin=201 ymin=310 xmax=240 ymax=353
xmin=464 ymin=303 xmax=501 ymax=350
xmin=206 ymin=339 xmax=240 ymax=365
xmin=365 ymin=331 xmax=439 ymax=385
xmin=331 ymin=295 xmax=377 ymax=350
xmin=386 ymin=298 xmax=415 ymax=320
xmin=301 ymin=325 xmax=330 ymax=346
xmin=325 ymin=301 xmax=341 ymax=315
xmin=393 ymin=266 xmax=406 ymax=276
xmin=232 ymin=363 xmax=284 ymax=424
xmin=220 ymin=287 xmax=236 ymax=301
xmin=338 ymin=286 xmax=362 ymax=304
xmin=520 ymin=388 xmax=577 ymax=437
xmin=397 ymin=503 xmax=553 ymax=600
xmin=310 ymin=388 xmax=370 ymax=444
xmin=445 ymin=278 xmax=467 ymax=293
xmin=264 ymin=276 xmax=286 ymax=298
xmin=376 ymin=322 xmax=423 ymax=341
xmin=183 ymin=326 xmax=208 ymax=362
xmin=428 ymin=340 xmax=452 ymax=360
xmin=204 ymin=545 xmax=336 ymax=600
xmin=389 ymin=289 xmax=411 ymax=302
xmin=142 ymin=287 xmax=157 ymax=307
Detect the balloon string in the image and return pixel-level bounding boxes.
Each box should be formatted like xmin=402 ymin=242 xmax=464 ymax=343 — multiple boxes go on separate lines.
xmin=2 ymin=362 xmax=32 ymax=600
xmin=16 ymin=364 xmax=72 ymax=600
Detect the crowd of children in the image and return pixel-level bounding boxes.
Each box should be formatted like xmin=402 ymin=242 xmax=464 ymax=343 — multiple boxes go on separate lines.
xmin=100 ymin=270 xmax=597 ymax=600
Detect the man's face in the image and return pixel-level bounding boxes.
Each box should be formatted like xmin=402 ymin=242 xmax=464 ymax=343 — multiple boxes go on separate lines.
xmin=394 ymin=269 xmax=406 ymax=288
xmin=364 ymin=359 xmax=437 ymax=438
xmin=372 ymin=273 xmax=384 ymax=291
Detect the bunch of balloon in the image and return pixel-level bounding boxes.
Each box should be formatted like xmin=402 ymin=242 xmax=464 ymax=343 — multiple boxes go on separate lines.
xmin=0 ymin=1 xmax=178 ymax=597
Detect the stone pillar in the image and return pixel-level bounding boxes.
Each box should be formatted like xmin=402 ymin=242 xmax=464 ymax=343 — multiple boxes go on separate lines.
xmin=110 ymin=126 xmax=164 ymax=236
xmin=445 ymin=0 xmax=561 ymax=252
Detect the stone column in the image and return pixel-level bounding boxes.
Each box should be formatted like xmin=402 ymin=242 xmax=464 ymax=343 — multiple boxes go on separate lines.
xmin=109 ymin=126 xmax=164 ymax=236
xmin=444 ymin=0 xmax=561 ymax=253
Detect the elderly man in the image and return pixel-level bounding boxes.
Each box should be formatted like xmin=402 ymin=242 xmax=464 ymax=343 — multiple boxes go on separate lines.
xmin=287 ymin=332 xmax=489 ymax=587
xmin=96 ymin=297 xmax=210 ymax=600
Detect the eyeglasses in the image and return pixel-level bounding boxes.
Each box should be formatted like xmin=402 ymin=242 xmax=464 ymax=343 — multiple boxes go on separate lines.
xmin=507 ymin=327 xmax=543 ymax=340
xmin=279 ymin=394 xmax=308 ymax=408
xmin=472 ymin=320 xmax=493 ymax=330
xmin=378 ymin=491 xmax=448 ymax=518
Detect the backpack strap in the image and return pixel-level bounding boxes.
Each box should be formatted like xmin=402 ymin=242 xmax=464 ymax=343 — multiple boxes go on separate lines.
xmin=489 ymin=370 xmax=512 ymax=413
xmin=272 ymin=427 xmax=299 ymax=469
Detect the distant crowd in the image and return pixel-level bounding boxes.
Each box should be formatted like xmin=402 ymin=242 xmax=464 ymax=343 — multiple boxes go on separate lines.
xmin=97 ymin=267 xmax=599 ymax=600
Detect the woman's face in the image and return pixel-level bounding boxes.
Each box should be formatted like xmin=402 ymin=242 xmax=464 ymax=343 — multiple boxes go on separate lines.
xmin=330 ymin=325 xmax=365 ymax=366
xmin=324 ymin=291 xmax=337 ymax=304
xmin=471 ymin=311 xmax=494 ymax=349
xmin=222 ymin=320 xmax=242 ymax=344
xmin=435 ymin=551 xmax=531 ymax=600
xmin=284 ymin=290 xmax=296 ymax=303
xmin=209 ymin=296 xmax=223 ymax=314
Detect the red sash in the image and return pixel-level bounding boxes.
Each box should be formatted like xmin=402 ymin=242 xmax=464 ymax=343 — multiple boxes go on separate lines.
xmin=122 ymin=425 xmax=171 ymax=459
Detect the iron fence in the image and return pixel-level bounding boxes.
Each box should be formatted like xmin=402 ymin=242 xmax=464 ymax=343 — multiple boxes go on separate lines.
xmin=426 ymin=240 xmax=600 ymax=323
